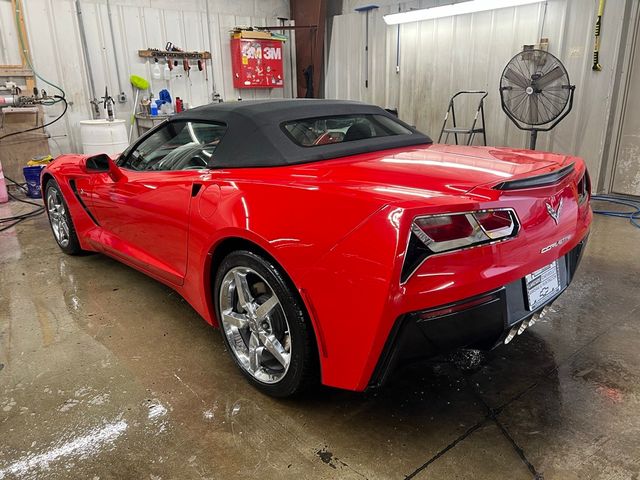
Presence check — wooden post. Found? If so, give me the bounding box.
[12,0,31,68]
[1,0,36,92]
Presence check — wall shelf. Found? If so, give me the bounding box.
[138,49,211,60]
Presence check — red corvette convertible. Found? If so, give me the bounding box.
[42,100,591,396]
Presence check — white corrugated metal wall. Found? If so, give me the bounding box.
[0,1,22,64]
[326,0,631,191]
[0,0,293,154]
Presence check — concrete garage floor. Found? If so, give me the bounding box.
[1,201,639,480]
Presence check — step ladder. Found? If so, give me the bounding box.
[437,90,488,146]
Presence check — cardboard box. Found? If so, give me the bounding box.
[0,107,51,182]
[232,30,273,40]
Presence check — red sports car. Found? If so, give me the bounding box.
[42,100,591,397]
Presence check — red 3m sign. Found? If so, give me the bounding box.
[231,38,285,89]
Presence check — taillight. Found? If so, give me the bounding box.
[577,170,591,205]
[402,209,520,282]
[411,209,519,254]
[414,215,474,242]
[474,210,515,239]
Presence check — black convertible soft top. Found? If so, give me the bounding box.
[174,99,432,168]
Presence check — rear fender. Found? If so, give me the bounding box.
[298,205,405,390]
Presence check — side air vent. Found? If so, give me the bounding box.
[494,163,574,190]
[69,179,100,226]
[401,233,431,283]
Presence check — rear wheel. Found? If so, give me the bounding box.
[214,250,317,397]
[45,180,82,255]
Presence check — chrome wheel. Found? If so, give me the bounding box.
[47,187,70,248]
[219,266,292,384]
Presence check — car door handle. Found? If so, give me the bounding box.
[191,183,203,197]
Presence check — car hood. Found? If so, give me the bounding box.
[290,144,573,199]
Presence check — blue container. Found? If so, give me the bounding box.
[23,165,45,198]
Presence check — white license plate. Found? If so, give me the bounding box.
[525,260,561,311]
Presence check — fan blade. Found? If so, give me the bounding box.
[535,66,565,89]
[504,67,529,89]
[529,94,539,125]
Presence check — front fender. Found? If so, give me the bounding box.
[41,155,101,252]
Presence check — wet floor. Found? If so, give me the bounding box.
[1,200,640,479]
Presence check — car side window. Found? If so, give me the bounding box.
[121,121,227,171]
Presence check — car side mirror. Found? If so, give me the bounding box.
[85,153,111,172]
[85,153,126,181]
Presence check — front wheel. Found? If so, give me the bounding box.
[45,180,82,255]
[214,250,317,397]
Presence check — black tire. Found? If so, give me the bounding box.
[214,250,318,397]
[44,179,82,255]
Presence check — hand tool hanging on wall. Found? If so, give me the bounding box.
[129,75,149,141]
[354,4,379,88]
[277,17,295,99]
[164,42,184,74]
[102,86,115,121]
[74,0,100,118]
[394,6,401,73]
[303,65,314,98]
[106,0,126,103]
[592,0,605,71]
[198,59,208,81]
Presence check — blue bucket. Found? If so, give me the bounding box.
[23,165,45,198]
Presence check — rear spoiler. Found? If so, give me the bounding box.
[493,163,574,190]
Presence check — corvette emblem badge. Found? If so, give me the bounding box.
[545,198,563,225]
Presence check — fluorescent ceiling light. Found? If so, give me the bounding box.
[383,0,546,25]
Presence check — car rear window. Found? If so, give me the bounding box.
[281,114,413,148]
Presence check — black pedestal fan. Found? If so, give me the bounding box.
[499,49,576,150]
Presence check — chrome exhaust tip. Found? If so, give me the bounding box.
[539,306,551,318]
[507,311,544,345]
[517,320,529,335]
[504,326,518,344]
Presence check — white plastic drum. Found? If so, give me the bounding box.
[80,119,129,156]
